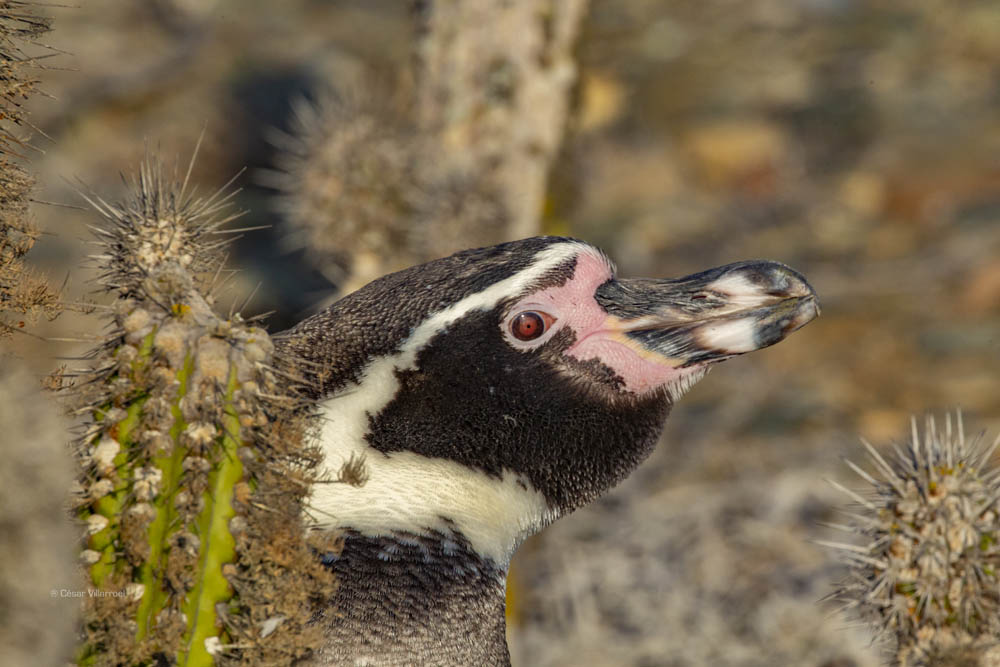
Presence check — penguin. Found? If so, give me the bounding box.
[274,236,819,666]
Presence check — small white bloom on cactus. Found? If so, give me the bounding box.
[204,636,223,656]
[126,583,145,601]
[133,467,162,501]
[182,421,217,450]
[90,436,120,476]
[86,514,109,535]
[89,479,114,499]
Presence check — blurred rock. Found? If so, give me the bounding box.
[577,71,628,133]
[960,259,1000,315]
[510,471,882,667]
[681,119,790,193]
[0,363,77,667]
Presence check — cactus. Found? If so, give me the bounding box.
[0,1,61,339]
[827,413,1000,666]
[266,84,508,293]
[73,155,336,666]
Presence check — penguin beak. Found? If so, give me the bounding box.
[594,260,820,367]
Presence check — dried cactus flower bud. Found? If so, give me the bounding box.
[828,413,1000,667]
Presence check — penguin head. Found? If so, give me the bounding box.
[279,237,819,564]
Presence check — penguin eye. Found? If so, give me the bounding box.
[510,311,554,341]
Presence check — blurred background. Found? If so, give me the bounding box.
[14,0,1000,665]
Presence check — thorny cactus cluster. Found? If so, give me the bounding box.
[72,157,337,666]
[267,86,507,291]
[829,414,1000,667]
[0,2,60,338]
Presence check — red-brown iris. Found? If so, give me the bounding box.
[510,311,553,341]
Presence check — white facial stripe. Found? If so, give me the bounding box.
[310,241,584,564]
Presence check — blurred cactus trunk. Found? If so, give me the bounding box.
[413,0,588,240]
[270,0,588,293]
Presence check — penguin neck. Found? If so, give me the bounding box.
[316,529,512,666]
[311,394,559,565]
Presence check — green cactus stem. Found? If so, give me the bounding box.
[134,350,192,642]
[180,370,243,666]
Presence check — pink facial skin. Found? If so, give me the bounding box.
[503,248,701,395]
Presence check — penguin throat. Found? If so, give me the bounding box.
[309,409,558,566]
